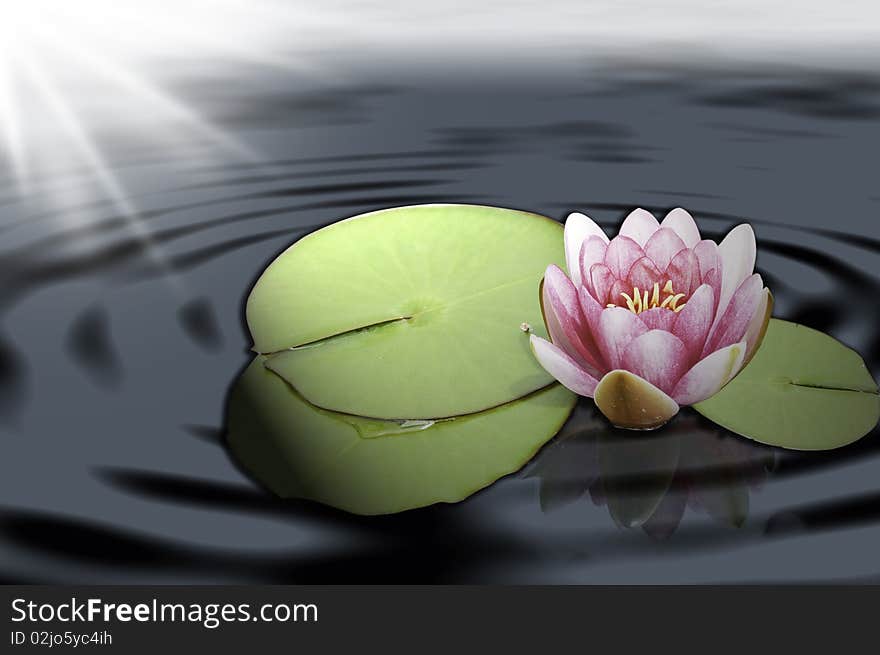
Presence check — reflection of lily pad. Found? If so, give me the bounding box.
[227,358,576,515]
[694,319,880,450]
[524,404,603,512]
[599,431,681,528]
[246,204,564,419]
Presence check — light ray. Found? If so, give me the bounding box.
[16,47,179,284]
[28,20,261,163]
[0,30,29,190]
[0,0,320,221]
[0,0,332,287]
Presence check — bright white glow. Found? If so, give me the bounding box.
[2,0,879,212]
[0,44,27,190]
[0,1,310,190]
[0,0,321,282]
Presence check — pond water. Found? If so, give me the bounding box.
[2,63,879,583]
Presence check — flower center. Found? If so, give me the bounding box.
[607,280,687,314]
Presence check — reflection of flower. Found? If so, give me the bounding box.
[530,209,772,429]
[597,418,772,539]
[527,406,774,539]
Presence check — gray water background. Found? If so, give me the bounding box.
[1,62,880,583]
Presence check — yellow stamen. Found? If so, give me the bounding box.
[617,281,689,315]
[632,287,642,313]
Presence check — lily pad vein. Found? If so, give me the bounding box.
[267,273,542,354]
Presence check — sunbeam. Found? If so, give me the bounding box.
[0,21,28,191]
[0,1,306,191]
[28,20,260,163]
[0,0,319,287]
[14,48,180,285]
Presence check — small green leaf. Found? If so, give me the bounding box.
[227,358,576,515]
[694,319,880,450]
[246,204,565,419]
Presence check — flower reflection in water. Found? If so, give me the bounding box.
[526,402,776,539]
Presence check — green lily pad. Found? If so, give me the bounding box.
[246,204,564,419]
[694,319,880,450]
[227,358,576,515]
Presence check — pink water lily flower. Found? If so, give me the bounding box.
[530,208,773,429]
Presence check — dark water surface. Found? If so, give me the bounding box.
[2,65,880,583]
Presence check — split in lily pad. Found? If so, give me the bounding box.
[227,358,576,515]
[246,204,566,419]
[694,319,880,450]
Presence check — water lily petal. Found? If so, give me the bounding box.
[577,285,605,333]
[577,285,611,373]
[716,223,756,320]
[542,287,579,361]
[626,256,663,290]
[604,235,644,279]
[589,263,615,305]
[672,341,746,405]
[639,307,677,332]
[703,267,722,310]
[619,208,660,247]
[704,273,763,356]
[543,265,581,320]
[594,369,680,429]
[530,335,600,397]
[607,279,631,309]
[694,239,720,279]
[672,283,715,361]
[644,227,687,272]
[661,208,701,248]
[565,212,608,286]
[578,235,609,290]
[622,329,689,394]
[543,266,604,376]
[664,248,701,297]
[597,307,648,369]
[742,287,773,367]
